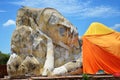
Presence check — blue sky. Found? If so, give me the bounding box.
[0,0,120,53]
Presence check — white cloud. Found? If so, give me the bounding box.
[3,19,16,27]
[0,10,6,12]
[80,6,120,18]
[111,24,120,30]
[11,0,120,18]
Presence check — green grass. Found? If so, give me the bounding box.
[82,74,89,80]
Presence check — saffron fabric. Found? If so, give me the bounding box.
[82,22,120,74]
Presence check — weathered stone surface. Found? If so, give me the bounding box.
[7,7,82,77]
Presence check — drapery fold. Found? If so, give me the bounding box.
[82,22,120,74]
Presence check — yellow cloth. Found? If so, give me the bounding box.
[84,22,114,35]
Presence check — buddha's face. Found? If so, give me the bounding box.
[16,7,80,50]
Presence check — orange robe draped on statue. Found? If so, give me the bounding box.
[82,22,120,74]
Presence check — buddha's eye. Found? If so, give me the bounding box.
[59,26,67,36]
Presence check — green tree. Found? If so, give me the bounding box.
[0,51,10,65]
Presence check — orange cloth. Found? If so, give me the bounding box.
[82,32,120,74]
